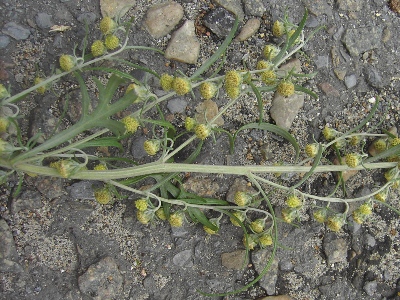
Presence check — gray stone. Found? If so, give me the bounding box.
[143,1,184,39]
[66,180,95,199]
[270,93,305,130]
[344,74,357,89]
[243,0,266,17]
[167,98,187,113]
[36,13,53,29]
[305,14,320,28]
[213,0,245,21]
[364,66,388,89]
[0,34,10,48]
[337,0,363,11]
[363,280,377,296]
[203,7,236,38]
[11,190,43,214]
[0,219,19,262]
[131,135,148,159]
[2,22,31,40]
[342,26,383,56]
[302,0,333,17]
[34,177,65,200]
[77,12,97,24]
[100,0,136,18]
[365,234,376,247]
[319,279,358,299]
[78,257,123,300]
[235,18,260,42]
[323,233,347,265]
[252,249,279,295]
[221,250,247,270]
[279,259,294,271]
[314,55,329,69]
[164,20,200,64]
[172,249,193,267]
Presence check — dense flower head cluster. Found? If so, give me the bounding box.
[91,40,106,57]
[121,116,139,134]
[59,54,75,71]
[143,140,160,156]
[276,80,295,97]
[94,187,112,205]
[194,124,211,140]
[172,77,191,95]
[99,16,117,35]
[224,70,242,99]
[104,34,120,50]
[199,82,217,100]
[160,73,174,91]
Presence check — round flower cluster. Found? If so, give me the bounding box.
[224,70,242,99]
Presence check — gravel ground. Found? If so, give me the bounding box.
[1,0,400,299]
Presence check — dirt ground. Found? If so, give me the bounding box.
[1,0,400,299]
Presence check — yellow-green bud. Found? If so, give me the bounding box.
[285,195,302,208]
[94,187,112,205]
[172,77,191,95]
[91,40,106,57]
[0,84,9,99]
[272,20,285,37]
[199,82,217,100]
[313,208,328,223]
[59,54,75,71]
[374,190,387,202]
[225,70,242,89]
[281,207,297,223]
[160,73,174,91]
[256,60,272,70]
[358,203,373,215]
[137,210,153,225]
[99,16,117,35]
[373,139,387,152]
[0,117,9,133]
[261,70,277,85]
[194,124,211,140]
[50,159,81,178]
[349,135,360,146]
[345,153,361,168]
[143,140,160,156]
[104,34,119,50]
[326,214,346,232]
[135,199,148,212]
[250,219,265,233]
[203,218,219,235]
[352,210,365,224]
[168,211,185,227]
[263,45,280,60]
[230,210,246,227]
[277,80,295,97]
[258,232,273,247]
[322,126,338,141]
[0,138,14,156]
[184,117,196,132]
[34,77,46,94]
[155,208,167,220]
[121,116,139,134]
[225,86,240,99]
[93,164,107,171]
[243,234,258,250]
[234,191,252,206]
[305,143,318,158]
[390,137,400,147]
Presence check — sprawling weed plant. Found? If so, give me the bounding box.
[1,10,399,296]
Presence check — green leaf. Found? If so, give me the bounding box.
[94,74,126,109]
[74,71,91,117]
[247,80,264,123]
[233,122,300,160]
[190,17,239,80]
[75,137,123,151]
[291,143,323,189]
[294,84,318,99]
[186,207,218,231]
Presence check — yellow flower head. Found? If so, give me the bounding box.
[0,117,9,133]
[263,44,280,60]
[143,140,160,156]
[34,77,46,94]
[59,54,75,71]
[322,126,339,141]
[250,219,265,233]
[258,232,273,247]
[168,211,185,227]
[229,210,246,227]
[345,153,361,168]
[281,207,297,223]
[358,203,373,215]
[277,80,295,97]
[104,34,119,50]
[272,20,285,37]
[121,116,139,134]
[99,16,117,35]
[305,143,319,158]
[243,234,258,250]
[94,187,112,205]
[194,124,211,140]
[0,84,9,99]
[313,208,328,223]
[199,82,217,100]
[352,210,366,224]
[225,70,242,89]
[256,60,272,70]
[203,219,219,235]
[225,86,240,99]
[160,73,174,91]
[91,40,106,57]
[50,159,81,178]
[261,70,277,85]
[234,191,252,206]
[390,137,400,147]
[137,210,154,225]
[155,208,167,220]
[285,195,302,208]
[184,117,196,132]
[93,164,107,171]
[172,77,191,95]
[326,214,346,232]
[373,139,387,153]
[135,199,148,211]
